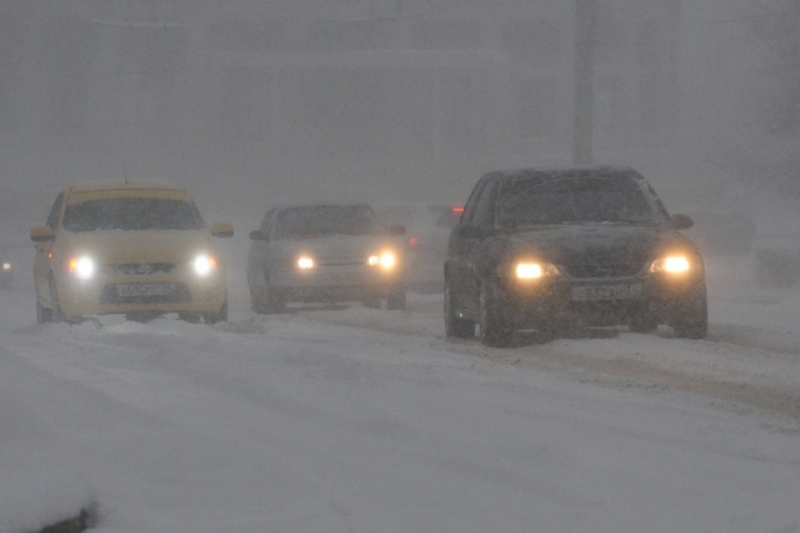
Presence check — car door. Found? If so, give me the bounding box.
[247,208,276,291]
[448,178,499,318]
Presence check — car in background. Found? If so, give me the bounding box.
[682,208,755,256]
[247,203,407,312]
[444,166,708,347]
[374,203,462,293]
[1,245,13,290]
[30,182,233,324]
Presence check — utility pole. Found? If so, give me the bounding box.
[573,0,596,165]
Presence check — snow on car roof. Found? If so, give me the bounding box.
[64,181,193,203]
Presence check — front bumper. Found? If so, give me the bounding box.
[499,273,705,330]
[54,269,227,318]
[271,264,406,303]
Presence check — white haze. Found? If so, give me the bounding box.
[1,0,796,224]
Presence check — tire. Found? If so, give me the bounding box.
[386,289,407,310]
[178,312,202,324]
[36,298,53,324]
[48,274,67,323]
[251,273,285,314]
[630,317,658,334]
[443,278,474,339]
[478,280,513,348]
[630,306,658,334]
[671,284,708,339]
[204,296,228,324]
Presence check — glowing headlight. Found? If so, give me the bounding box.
[68,256,96,280]
[649,255,691,274]
[368,251,397,270]
[2,262,10,271]
[515,261,560,280]
[192,254,218,276]
[297,256,315,270]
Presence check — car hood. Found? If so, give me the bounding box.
[504,224,697,266]
[58,229,220,265]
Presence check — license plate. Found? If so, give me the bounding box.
[116,283,176,297]
[570,283,642,301]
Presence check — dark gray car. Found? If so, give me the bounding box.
[444,166,708,347]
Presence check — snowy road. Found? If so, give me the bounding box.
[1,253,800,532]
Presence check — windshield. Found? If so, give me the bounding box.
[498,174,657,226]
[63,198,204,232]
[276,205,379,239]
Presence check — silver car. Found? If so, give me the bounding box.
[247,203,407,312]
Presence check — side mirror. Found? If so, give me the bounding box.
[671,214,694,230]
[30,225,54,243]
[388,224,406,236]
[210,221,234,238]
[249,230,267,241]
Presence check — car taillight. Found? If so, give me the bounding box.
[408,236,419,247]
[453,206,464,214]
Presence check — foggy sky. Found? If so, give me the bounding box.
[1,0,797,224]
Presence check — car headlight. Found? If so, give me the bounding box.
[192,254,218,277]
[368,251,397,270]
[649,255,693,274]
[68,256,96,280]
[2,262,10,271]
[508,260,560,280]
[297,255,315,270]
[516,261,560,279]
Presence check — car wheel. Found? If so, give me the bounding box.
[48,274,67,323]
[630,306,658,334]
[671,284,708,339]
[386,289,406,310]
[204,296,228,324]
[36,298,53,324]
[178,312,202,324]
[443,278,474,339]
[478,280,513,348]
[252,273,285,314]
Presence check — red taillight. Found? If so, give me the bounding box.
[408,236,419,247]
[453,206,464,214]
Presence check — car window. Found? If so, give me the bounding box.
[259,209,276,235]
[460,180,487,227]
[275,205,379,239]
[471,180,499,227]
[498,174,657,226]
[46,192,64,230]
[62,198,204,232]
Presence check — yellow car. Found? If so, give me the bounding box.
[30,182,233,324]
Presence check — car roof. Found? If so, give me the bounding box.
[271,201,375,212]
[484,165,646,181]
[63,181,192,203]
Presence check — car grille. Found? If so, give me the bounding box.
[100,283,192,304]
[112,263,177,275]
[562,261,645,278]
